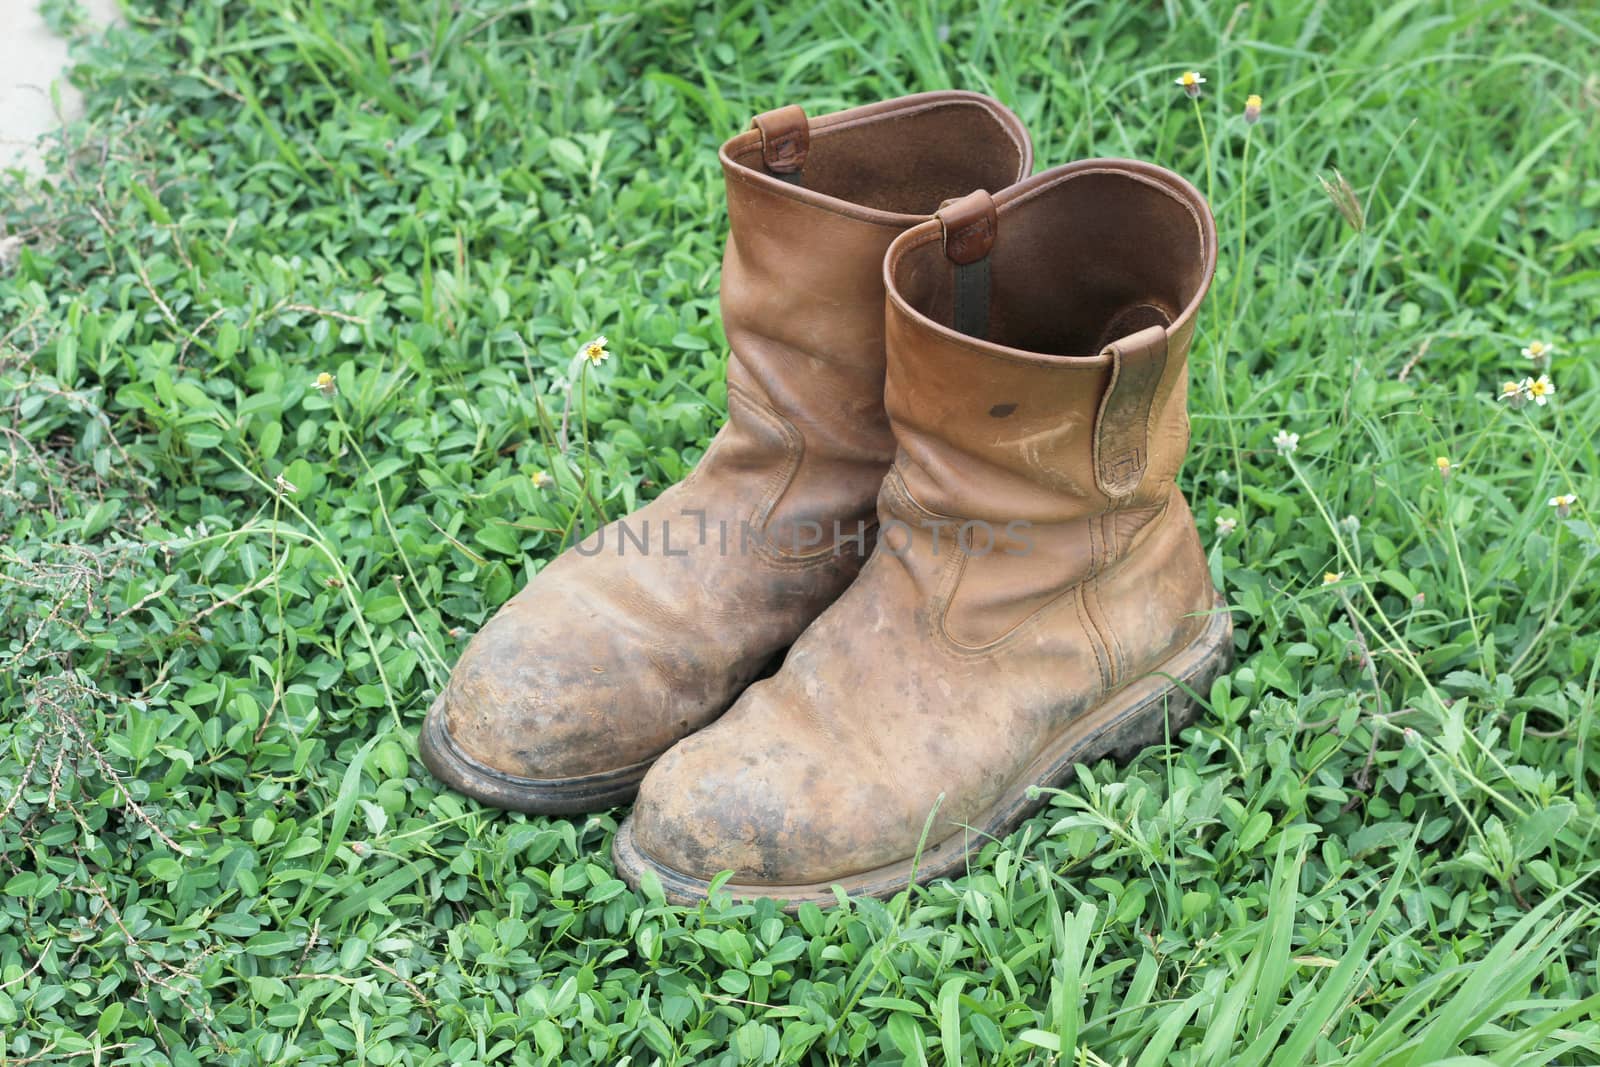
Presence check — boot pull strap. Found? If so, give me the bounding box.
[937,190,997,340]
[1094,324,1170,500]
[751,105,809,184]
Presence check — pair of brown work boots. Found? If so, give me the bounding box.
[419,91,1232,906]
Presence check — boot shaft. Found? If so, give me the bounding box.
[709,94,1033,545]
[882,160,1217,524]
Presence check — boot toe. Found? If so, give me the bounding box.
[423,571,728,816]
[437,607,681,781]
[629,697,909,886]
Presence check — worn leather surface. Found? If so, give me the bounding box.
[631,160,1222,884]
[429,92,1033,789]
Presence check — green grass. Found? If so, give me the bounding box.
[3,0,1598,1063]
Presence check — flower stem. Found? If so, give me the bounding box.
[1208,116,1248,533]
[1224,126,1252,340]
[1192,96,1215,210]
[577,361,607,528]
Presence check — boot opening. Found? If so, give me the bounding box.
[727,96,1028,215]
[893,165,1213,356]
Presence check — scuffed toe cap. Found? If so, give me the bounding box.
[437,588,719,782]
[629,697,911,886]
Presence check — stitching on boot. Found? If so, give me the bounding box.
[1073,586,1113,693]
[1079,520,1118,690]
[880,469,972,650]
[1093,499,1185,695]
[731,383,874,570]
[914,477,1113,657]
[889,466,1157,667]
[1094,326,1167,500]
[726,381,801,521]
[1096,514,1129,684]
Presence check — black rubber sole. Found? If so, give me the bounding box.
[417,694,650,815]
[612,597,1234,907]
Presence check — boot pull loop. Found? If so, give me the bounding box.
[937,190,997,340]
[751,105,809,185]
[1093,324,1170,500]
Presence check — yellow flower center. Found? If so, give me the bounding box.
[1323,572,1342,585]
[1530,380,1550,396]
[1181,72,1198,85]
[1435,457,1449,469]
[1246,94,1263,108]
[1502,382,1519,394]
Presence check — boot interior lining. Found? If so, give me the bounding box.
[727,100,1026,216]
[893,170,1209,356]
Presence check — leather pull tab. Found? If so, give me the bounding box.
[1094,324,1170,500]
[937,191,997,339]
[937,190,997,264]
[751,105,809,181]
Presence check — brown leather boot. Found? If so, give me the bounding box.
[614,159,1232,903]
[420,93,1033,813]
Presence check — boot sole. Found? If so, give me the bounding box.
[418,694,651,815]
[611,595,1233,907]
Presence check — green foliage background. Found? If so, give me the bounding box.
[2,0,1598,1063]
